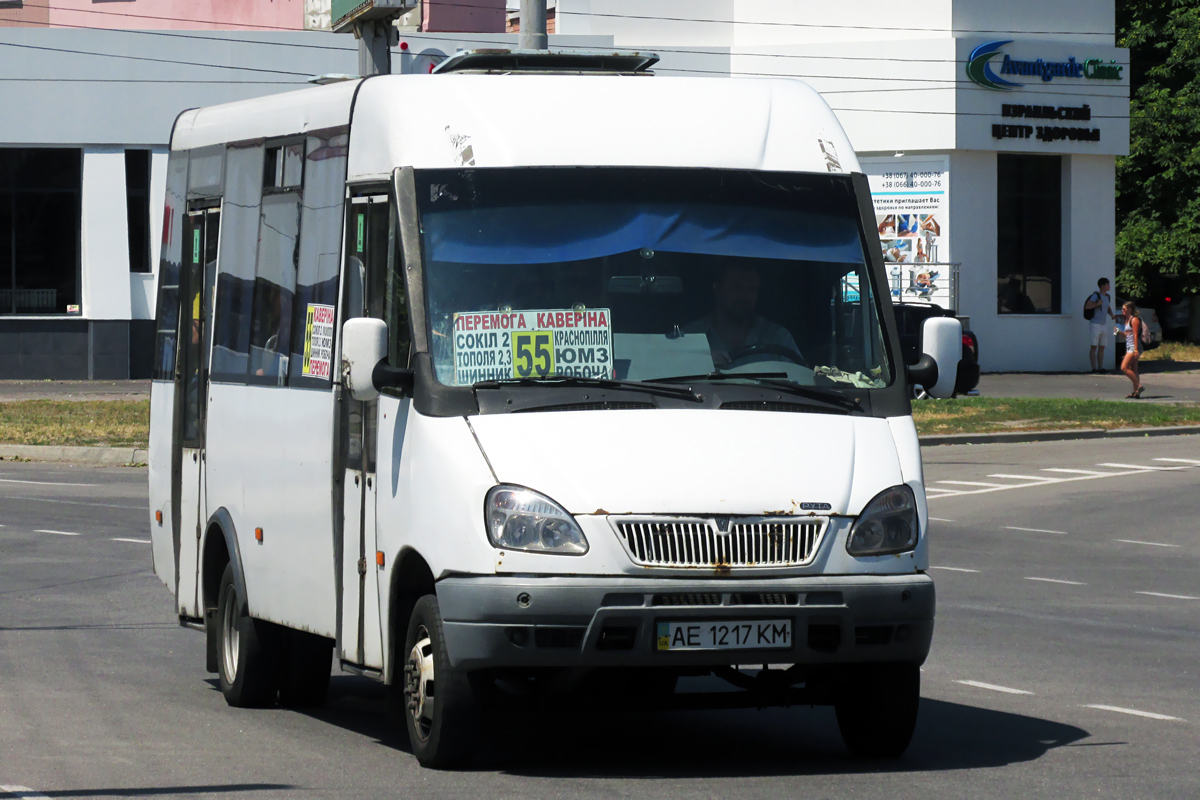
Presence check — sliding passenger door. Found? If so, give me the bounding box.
[338,192,390,668]
[175,205,219,618]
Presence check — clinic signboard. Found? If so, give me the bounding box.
[966,40,1124,91]
[861,157,951,308]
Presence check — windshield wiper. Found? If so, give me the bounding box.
[651,372,861,413]
[473,376,703,403]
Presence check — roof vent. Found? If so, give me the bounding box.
[432,48,659,76]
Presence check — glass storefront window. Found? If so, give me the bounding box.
[997,154,1062,315]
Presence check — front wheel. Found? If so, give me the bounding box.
[403,595,479,769]
[834,662,920,758]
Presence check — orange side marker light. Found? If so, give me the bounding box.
[376,551,385,567]
[155,510,162,525]
[255,527,263,542]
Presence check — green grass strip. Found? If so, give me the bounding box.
[0,400,150,448]
[913,396,1200,436]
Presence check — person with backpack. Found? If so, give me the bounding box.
[1119,300,1147,398]
[1084,277,1114,373]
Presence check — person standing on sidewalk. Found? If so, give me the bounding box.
[1119,301,1145,398]
[1085,278,1114,373]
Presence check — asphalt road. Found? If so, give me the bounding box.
[1,436,1198,798]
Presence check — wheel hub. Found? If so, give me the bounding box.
[404,626,435,740]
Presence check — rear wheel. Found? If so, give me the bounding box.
[403,595,479,769]
[216,563,279,707]
[834,662,920,758]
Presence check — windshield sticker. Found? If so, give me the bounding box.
[302,303,336,379]
[452,309,613,385]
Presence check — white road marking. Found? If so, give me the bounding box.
[1042,468,1117,476]
[928,517,955,522]
[988,474,1054,482]
[936,480,1006,488]
[1116,539,1180,548]
[1083,704,1183,722]
[1098,462,1183,471]
[34,529,80,537]
[1136,591,1200,601]
[1025,576,1086,585]
[955,680,1034,696]
[1153,457,1200,465]
[927,461,1195,500]
[1005,526,1069,535]
[111,537,150,544]
[0,478,97,487]
[929,566,980,573]
[0,786,53,800]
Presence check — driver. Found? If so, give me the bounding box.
[684,263,800,368]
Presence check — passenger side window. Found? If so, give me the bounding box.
[210,143,262,382]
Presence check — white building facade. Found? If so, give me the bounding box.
[559,0,1131,372]
[0,0,1126,376]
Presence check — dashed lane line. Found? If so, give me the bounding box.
[927,462,1196,500]
[1005,526,1068,535]
[929,566,980,573]
[1097,462,1188,472]
[1083,704,1183,722]
[111,537,150,544]
[935,480,1006,488]
[928,517,954,522]
[0,786,52,800]
[0,478,98,487]
[1025,577,1086,586]
[954,680,1034,696]
[1116,539,1180,548]
[1153,458,1200,465]
[1135,591,1200,601]
[33,529,80,537]
[987,474,1055,482]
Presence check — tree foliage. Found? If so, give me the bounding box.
[1115,1,1200,296]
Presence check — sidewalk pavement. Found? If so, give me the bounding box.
[0,380,151,402]
[980,362,1200,403]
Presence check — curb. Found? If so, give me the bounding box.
[920,424,1200,447]
[0,444,148,465]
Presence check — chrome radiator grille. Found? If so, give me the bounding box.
[613,517,827,569]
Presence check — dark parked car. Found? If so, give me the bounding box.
[891,302,980,396]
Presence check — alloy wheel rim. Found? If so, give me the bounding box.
[404,625,435,740]
[220,583,240,683]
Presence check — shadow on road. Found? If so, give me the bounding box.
[303,676,1088,777]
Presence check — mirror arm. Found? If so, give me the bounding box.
[906,354,938,389]
[372,359,415,396]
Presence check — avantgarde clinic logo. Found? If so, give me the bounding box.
[966,40,1124,91]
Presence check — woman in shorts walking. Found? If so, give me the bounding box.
[1119,301,1144,399]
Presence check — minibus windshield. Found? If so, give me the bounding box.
[416,168,892,392]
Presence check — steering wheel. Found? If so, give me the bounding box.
[725,343,809,368]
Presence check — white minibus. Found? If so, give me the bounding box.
[147,51,961,768]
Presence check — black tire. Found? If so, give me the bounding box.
[216,563,279,708]
[277,629,333,709]
[402,595,479,769]
[834,663,920,758]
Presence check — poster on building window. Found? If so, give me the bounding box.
[863,157,951,307]
[302,303,336,379]
[452,308,613,385]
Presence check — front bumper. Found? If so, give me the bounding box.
[437,573,934,670]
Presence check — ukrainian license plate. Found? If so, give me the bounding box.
[656,619,792,652]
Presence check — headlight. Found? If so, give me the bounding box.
[846,484,919,556]
[485,485,588,555]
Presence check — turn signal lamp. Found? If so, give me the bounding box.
[376,551,385,567]
[254,527,263,542]
[155,510,162,525]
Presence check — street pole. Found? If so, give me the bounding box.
[357,18,396,75]
[519,0,547,50]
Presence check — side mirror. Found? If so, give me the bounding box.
[342,318,386,401]
[908,316,961,399]
[341,318,416,401]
